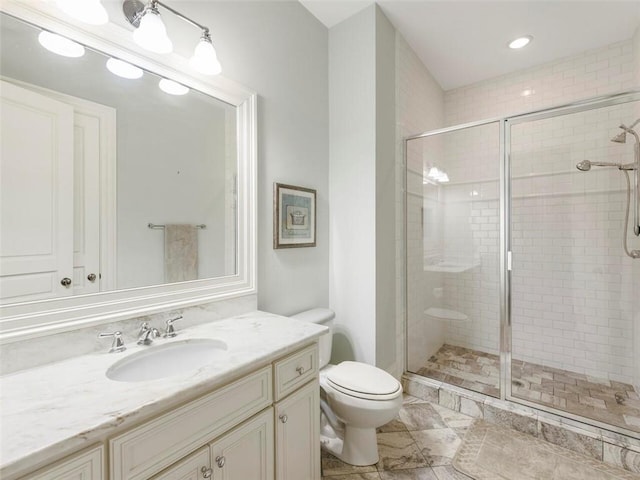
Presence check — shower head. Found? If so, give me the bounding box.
[612,119,640,143]
[576,160,592,171]
[575,160,624,171]
[611,131,627,143]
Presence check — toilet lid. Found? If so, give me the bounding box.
[326,361,401,400]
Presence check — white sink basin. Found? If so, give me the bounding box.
[106,338,228,382]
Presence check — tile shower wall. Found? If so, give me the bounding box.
[445,39,635,126]
[436,38,640,384]
[510,102,639,383]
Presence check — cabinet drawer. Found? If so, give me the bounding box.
[110,366,272,480]
[29,444,103,480]
[273,344,318,401]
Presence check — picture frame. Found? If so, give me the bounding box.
[273,183,316,248]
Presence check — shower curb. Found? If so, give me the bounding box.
[402,373,640,475]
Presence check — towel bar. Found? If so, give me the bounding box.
[148,223,206,229]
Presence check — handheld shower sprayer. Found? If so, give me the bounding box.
[575,160,625,171]
[575,119,640,258]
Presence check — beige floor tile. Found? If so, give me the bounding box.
[410,428,461,467]
[322,450,378,477]
[322,473,381,480]
[431,466,474,480]
[376,431,429,471]
[378,467,439,479]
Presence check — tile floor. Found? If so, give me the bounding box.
[321,394,474,480]
[414,344,640,434]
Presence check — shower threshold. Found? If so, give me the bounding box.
[414,344,640,434]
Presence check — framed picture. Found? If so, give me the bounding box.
[274,183,316,248]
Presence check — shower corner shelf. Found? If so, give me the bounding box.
[423,307,468,322]
[423,261,480,273]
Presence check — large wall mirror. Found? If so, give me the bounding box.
[0,2,256,341]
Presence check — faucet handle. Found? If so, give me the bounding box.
[164,315,183,338]
[98,331,126,353]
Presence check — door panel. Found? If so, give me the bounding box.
[275,381,320,480]
[72,113,101,294]
[210,408,274,480]
[0,80,73,302]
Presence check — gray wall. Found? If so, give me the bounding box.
[328,5,398,371]
[180,1,330,315]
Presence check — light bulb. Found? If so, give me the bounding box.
[133,8,172,54]
[159,78,189,96]
[189,36,222,75]
[106,58,143,79]
[56,0,108,25]
[508,36,532,49]
[38,31,85,58]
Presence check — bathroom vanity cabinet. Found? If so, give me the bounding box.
[27,445,103,480]
[22,344,320,480]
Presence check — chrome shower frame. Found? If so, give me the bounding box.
[404,90,640,439]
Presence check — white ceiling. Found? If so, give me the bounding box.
[300,1,640,90]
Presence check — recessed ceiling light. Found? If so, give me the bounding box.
[509,35,533,49]
[38,31,85,57]
[159,78,189,96]
[106,58,143,79]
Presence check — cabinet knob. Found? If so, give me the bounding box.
[201,466,213,478]
[215,456,226,468]
[60,277,72,287]
[296,366,305,376]
[87,273,97,282]
[279,414,288,423]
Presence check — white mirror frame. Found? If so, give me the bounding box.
[0,1,257,343]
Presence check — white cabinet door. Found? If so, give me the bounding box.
[210,408,274,480]
[152,446,210,480]
[29,445,103,480]
[0,80,74,302]
[275,380,320,480]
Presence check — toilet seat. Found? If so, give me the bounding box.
[326,361,401,401]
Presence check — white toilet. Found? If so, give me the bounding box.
[292,308,403,466]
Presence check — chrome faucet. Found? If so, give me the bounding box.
[98,331,126,353]
[137,322,160,345]
[163,315,183,338]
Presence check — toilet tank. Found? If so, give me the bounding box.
[290,308,334,368]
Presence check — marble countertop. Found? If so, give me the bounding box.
[0,311,327,478]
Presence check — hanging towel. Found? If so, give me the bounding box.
[164,224,198,283]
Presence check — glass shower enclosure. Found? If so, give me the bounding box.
[406,91,640,437]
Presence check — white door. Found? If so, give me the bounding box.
[210,408,274,480]
[0,80,74,302]
[275,381,320,480]
[72,112,101,294]
[151,446,210,480]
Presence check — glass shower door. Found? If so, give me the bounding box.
[406,121,502,397]
[508,99,640,434]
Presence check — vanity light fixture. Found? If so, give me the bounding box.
[190,32,222,76]
[158,78,189,95]
[106,58,144,79]
[509,35,533,49]
[56,0,108,26]
[131,2,172,54]
[123,0,222,75]
[38,31,85,58]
